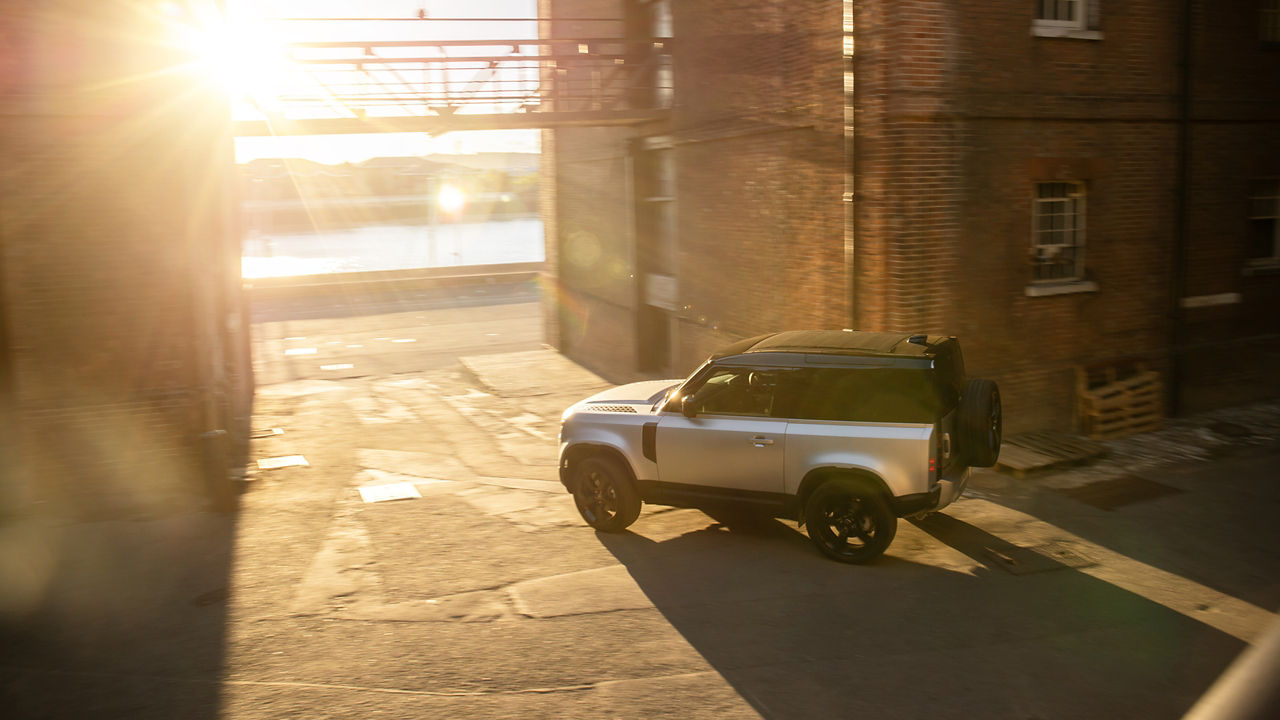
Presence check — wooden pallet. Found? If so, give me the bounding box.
[996,431,1108,478]
[1076,360,1163,440]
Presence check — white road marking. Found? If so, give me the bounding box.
[257,455,309,470]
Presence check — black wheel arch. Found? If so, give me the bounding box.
[560,443,639,491]
[794,467,892,524]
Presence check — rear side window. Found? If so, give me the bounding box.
[776,368,956,423]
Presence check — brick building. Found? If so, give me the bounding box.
[541,0,1280,432]
[0,2,252,515]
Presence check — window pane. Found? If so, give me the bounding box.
[693,369,775,416]
[1032,181,1085,281]
[1252,219,1277,259]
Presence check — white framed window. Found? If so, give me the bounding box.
[1036,0,1086,29]
[1249,178,1280,263]
[1031,181,1087,284]
[1033,0,1103,39]
[1263,0,1280,43]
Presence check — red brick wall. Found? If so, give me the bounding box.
[854,0,965,336]
[675,127,846,368]
[854,0,1279,430]
[670,0,846,373]
[540,0,643,376]
[543,0,1280,427]
[543,0,846,377]
[939,0,1183,430]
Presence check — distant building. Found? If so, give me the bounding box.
[0,4,251,514]
[540,0,1280,432]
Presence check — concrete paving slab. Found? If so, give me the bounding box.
[509,565,655,618]
[355,448,470,481]
[471,475,564,494]
[460,349,610,397]
[455,486,545,516]
[256,379,350,398]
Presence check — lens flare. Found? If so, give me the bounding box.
[437,184,467,217]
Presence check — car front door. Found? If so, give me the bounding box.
[654,365,786,494]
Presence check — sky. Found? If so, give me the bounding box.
[220,0,541,163]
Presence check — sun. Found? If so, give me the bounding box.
[164,1,295,106]
[437,184,468,217]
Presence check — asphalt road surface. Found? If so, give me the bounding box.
[250,278,544,385]
[5,280,1277,719]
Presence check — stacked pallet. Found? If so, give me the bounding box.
[1076,360,1163,440]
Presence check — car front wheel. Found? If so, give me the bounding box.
[804,480,897,564]
[571,455,641,532]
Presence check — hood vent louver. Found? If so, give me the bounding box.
[590,404,638,413]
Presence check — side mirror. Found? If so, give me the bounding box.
[680,396,697,418]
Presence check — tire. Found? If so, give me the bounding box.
[958,378,1002,467]
[571,455,641,532]
[803,480,897,564]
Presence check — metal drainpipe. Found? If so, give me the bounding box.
[1171,0,1193,416]
[0,219,18,512]
[844,0,858,330]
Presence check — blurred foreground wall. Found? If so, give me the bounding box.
[0,1,252,516]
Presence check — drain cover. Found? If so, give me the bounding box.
[1054,474,1183,510]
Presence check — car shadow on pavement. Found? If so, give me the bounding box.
[0,505,237,720]
[973,445,1280,613]
[597,507,1247,720]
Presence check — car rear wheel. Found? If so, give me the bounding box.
[804,480,897,564]
[958,378,1002,467]
[571,455,641,532]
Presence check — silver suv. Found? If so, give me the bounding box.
[557,330,1002,563]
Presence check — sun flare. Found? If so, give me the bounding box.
[166,1,295,106]
[437,184,467,216]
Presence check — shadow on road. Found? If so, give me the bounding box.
[598,507,1246,719]
[1,504,237,720]
[973,446,1280,613]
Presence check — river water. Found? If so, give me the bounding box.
[241,218,545,278]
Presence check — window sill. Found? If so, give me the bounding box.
[1025,280,1099,297]
[1031,25,1104,41]
[1243,259,1280,276]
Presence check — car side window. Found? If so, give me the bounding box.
[778,368,947,423]
[687,367,778,417]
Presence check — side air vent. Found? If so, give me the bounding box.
[591,404,638,413]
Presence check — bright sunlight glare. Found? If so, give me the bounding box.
[165,1,295,105]
[437,184,467,216]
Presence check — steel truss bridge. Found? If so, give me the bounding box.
[232,15,671,137]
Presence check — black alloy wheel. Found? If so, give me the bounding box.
[572,456,641,532]
[804,480,897,564]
